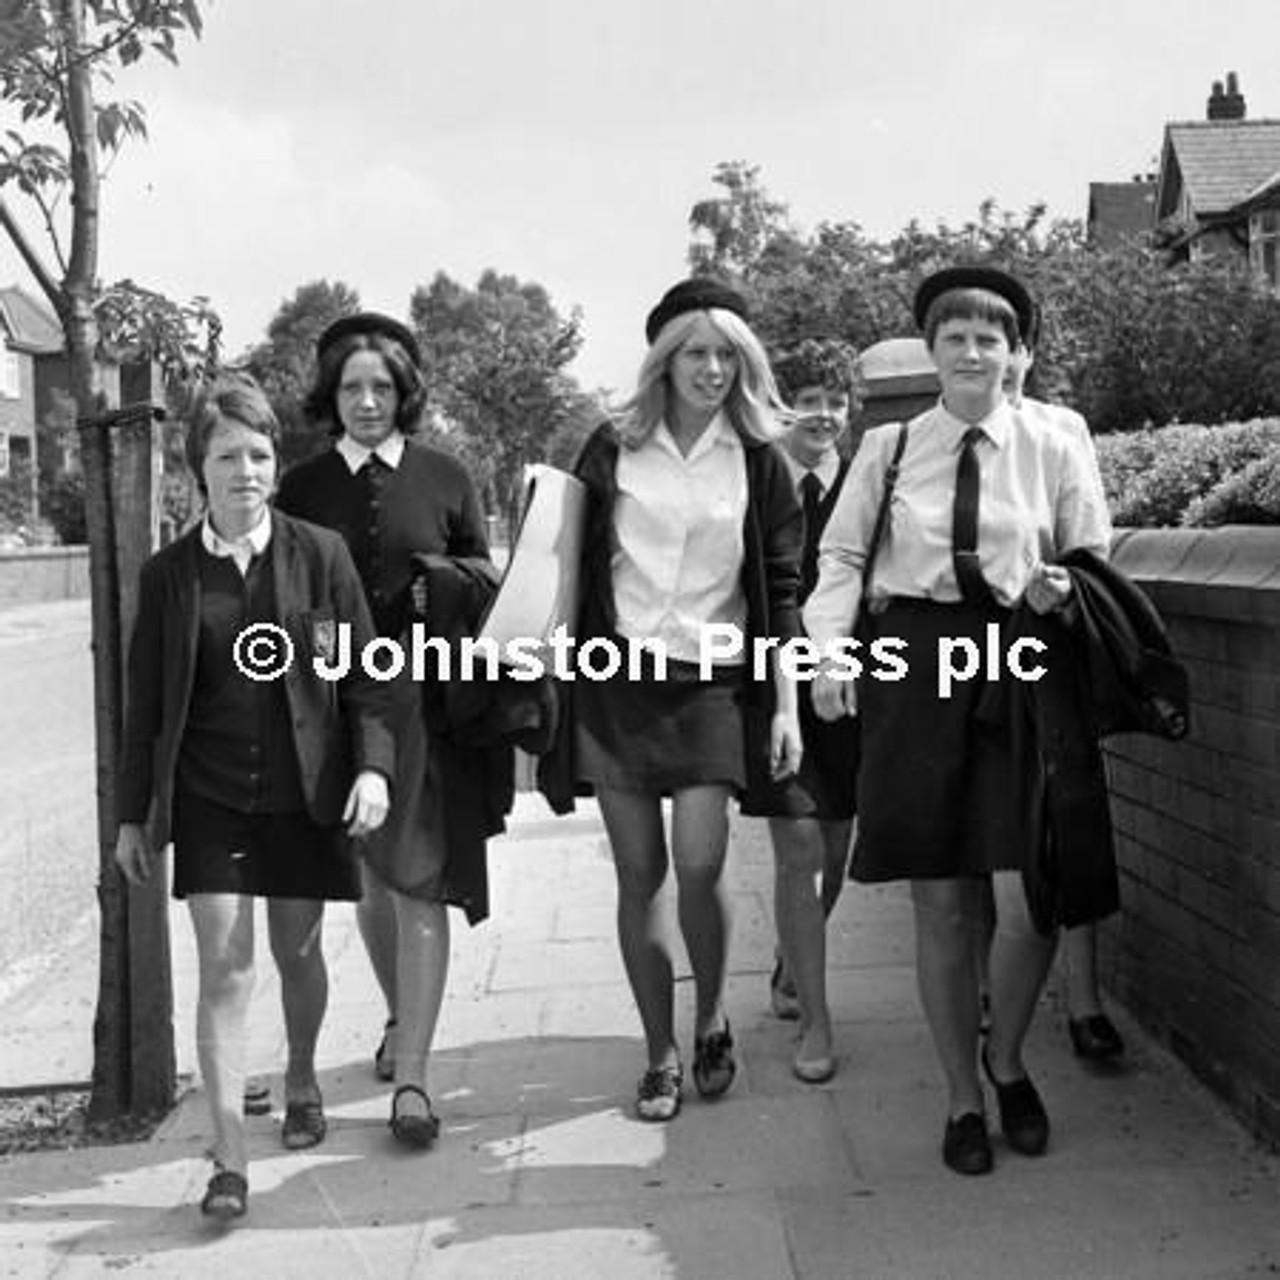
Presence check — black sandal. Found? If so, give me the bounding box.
[201,1168,248,1219]
[281,1096,327,1150]
[374,1018,397,1083]
[692,1021,736,1099]
[389,1084,439,1149]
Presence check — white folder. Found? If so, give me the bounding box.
[477,464,586,654]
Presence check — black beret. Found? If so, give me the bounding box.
[316,311,421,368]
[912,267,1035,345]
[645,277,750,345]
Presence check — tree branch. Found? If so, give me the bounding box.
[25,181,70,278]
[0,194,66,322]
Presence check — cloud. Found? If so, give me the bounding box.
[101,93,449,353]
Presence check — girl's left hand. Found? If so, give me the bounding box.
[770,711,803,780]
[344,769,391,836]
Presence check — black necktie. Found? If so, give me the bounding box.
[799,470,823,594]
[952,427,993,604]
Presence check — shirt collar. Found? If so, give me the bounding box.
[201,510,272,574]
[336,431,406,474]
[654,411,738,463]
[934,397,1012,450]
[783,448,841,496]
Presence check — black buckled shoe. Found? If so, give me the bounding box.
[982,1047,1049,1156]
[942,1112,993,1176]
[201,1167,248,1219]
[389,1084,440,1149]
[692,1022,736,1099]
[1068,1013,1125,1061]
[281,1096,326,1150]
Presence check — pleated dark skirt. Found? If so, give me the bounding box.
[172,790,360,901]
[851,597,1022,883]
[576,654,746,795]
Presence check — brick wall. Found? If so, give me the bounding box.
[1102,527,1280,1148]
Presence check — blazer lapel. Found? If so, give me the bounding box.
[270,511,302,625]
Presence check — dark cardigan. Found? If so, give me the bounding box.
[538,420,803,811]
[118,512,395,847]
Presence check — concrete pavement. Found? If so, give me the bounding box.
[1,791,1278,1278]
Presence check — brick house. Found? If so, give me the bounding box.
[1152,73,1280,291]
[1086,178,1157,250]
[0,284,63,516]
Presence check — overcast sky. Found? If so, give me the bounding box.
[3,0,1278,392]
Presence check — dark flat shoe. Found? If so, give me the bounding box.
[636,1064,683,1122]
[692,1022,736,1099]
[281,1097,326,1150]
[1069,1013,1125,1061]
[242,1079,271,1117]
[770,960,801,1021]
[943,1111,993,1175]
[389,1084,440,1149]
[374,1018,397,1083]
[201,1168,248,1219]
[982,1047,1049,1156]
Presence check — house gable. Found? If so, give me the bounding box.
[1157,119,1280,222]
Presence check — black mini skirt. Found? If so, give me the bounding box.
[172,790,361,901]
[575,651,746,795]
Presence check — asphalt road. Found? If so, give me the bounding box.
[0,601,98,992]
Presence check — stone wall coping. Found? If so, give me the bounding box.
[0,545,89,562]
[1111,526,1280,623]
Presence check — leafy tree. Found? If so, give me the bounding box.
[685,162,1280,432]
[688,160,795,283]
[244,278,361,464]
[411,269,585,538]
[0,0,207,1119]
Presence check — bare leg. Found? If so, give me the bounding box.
[357,862,398,1028]
[819,818,853,917]
[267,898,327,1104]
[910,878,984,1118]
[985,870,1058,1080]
[389,892,450,1110]
[597,786,677,1071]
[1063,923,1103,1019]
[769,815,833,1065]
[188,894,256,1175]
[670,785,733,1039]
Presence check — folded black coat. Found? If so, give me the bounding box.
[978,549,1190,934]
[408,553,531,922]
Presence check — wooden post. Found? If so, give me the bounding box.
[86,403,174,1119]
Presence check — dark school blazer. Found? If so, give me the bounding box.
[537,419,804,812]
[117,510,396,848]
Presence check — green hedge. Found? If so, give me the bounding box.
[1094,419,1280,527]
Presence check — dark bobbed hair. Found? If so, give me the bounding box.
[184,371,281,496]
[922,288,1020,350]
[770,338,864,405]
[304,330,427,438]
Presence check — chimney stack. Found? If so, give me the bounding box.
[1207,71,1246,121]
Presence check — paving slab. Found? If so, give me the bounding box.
[1,792,1277,1280]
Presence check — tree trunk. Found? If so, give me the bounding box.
[49,0,174,1119]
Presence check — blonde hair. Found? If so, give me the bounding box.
[616,308,786,448]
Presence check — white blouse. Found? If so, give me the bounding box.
[804,398,1112,646]
[612,414,749,664]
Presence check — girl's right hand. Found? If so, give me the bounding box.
[811,666,857,722]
